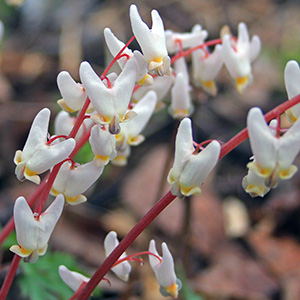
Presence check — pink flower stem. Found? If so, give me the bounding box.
[112,251,162,267]
[0,254,21,300]
[74,191,176,300]
[170,38,223,64]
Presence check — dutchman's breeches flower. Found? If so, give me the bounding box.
[129,4,171,76]
[168,118,221,198]
[50,161,104,205]
[149,240,181,299]
[104,231,131,281]
[57,71,89,113]
[14,108,76,185]
[79,59,138,134]
[59,265,89,292]
[10,194,64,263]
[222,22,261,93]
[284,60,300,122]
[246,107,300,191]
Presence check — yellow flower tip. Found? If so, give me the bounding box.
[247,161,272,178]
[50,187,59,197]
[245,184,265,198]
[38,245,48,256]
[112,155,127,166]
[66,194,87,205]
[235,75,250,93]
[180,185,202,197]
[163,283,179,299]
[172,109,189,119]
[279,165,298,180]
[137,74,153,86]
[94,154,110,167]
[200,80,217,96]
[128,134,145,146]
[24,168,40,185]
[57,99,76,113]
[10,245,32,257]
[14,150,23,165]
[285,109,297,124]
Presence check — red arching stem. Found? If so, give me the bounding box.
[69,282,86,300]
[171,38,223,64]
[74,191,176,300]
[101,35,135,79]
[46,135,68,145]
[112,251,162,267]
[0,255,21,299]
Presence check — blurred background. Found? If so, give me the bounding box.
[1,0,300,299]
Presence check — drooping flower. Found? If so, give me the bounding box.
[14,108,76,185]
[79,59,138,134]
[149,240,181,299]
[10,194,64,263]
[129,4,171,76]
[246,107,300,189]
[104,28,153,86]
[57,71,90,113]
[115,90,157,152]
[192,44,223,96]
[168,118,221,198]
[165,24,208,54]
[59,265,89,292]
[284,60,300,123]
[222,23,261,93]
[104,231,131,281]
[50,161,104,205]
[89,124,117,167]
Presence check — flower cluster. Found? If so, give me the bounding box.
[4,3,281,300]
[59,232,181,298]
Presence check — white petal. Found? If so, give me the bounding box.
[237,23,250,52]
[249,35,261,62]
[26,138,76,174]
[284,60,300,100]
[113,58,138,118]
[104,231,131,281]
[59,265,89,292]
[247,107,277,172]
[179,140,220,196]
[168,118,194,184]
[38,194,65,249]
[64,161,104,198]
[22,108,50,161]
[148,240,161,272]
[104,28,133,69]
[14,197,38,251]
[121,91,157,139]
[79,61,114,121]
[57,71,86,111]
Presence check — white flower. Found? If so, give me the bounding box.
[104,28,152,86]
[192,45,223,96]
[89,125,117,167]
[129,4,171,76]
[79,60,138,134]
[149,240,181,299]
[50,161,104,205]
[168,118,220,198]
[247,107,300,188]
[169,72,193,119]
[10,194,64,263]
[57,71,90,113]
[284,60,300,123]
[59,265,89,292]
[165,24,208,54]
[104,231,131,281]
[54,110,93,140]
[113,91,157,165]
[14,108,76,185]
[222,23,261,93]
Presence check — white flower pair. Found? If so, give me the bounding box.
[168,118,221,198]
[243,107,300,197]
